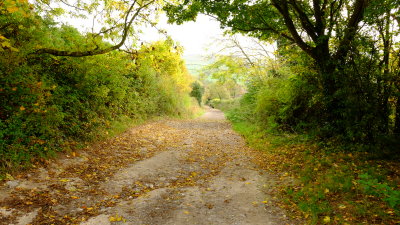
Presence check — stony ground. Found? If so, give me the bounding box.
[0,108,297,225]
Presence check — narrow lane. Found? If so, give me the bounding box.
[0,108,295,225]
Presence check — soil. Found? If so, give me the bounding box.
[0,108,298,225]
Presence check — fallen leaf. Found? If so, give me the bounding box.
[109,213,125,222]
[323,216,330,223]
[5,173,14,180]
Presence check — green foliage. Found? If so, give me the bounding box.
[209,98,239,112]
[0,10,193,173]
[359,173,400,209]
[166,0,400,149]
[190,81,204,106]
[200,56,246,100]
[228,119,400,223]
[203,82,231,102]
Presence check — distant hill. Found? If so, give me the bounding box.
[183,54,212,77]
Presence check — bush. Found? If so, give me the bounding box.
[190,81,204,106]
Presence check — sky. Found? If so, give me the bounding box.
[141,14,225,57]
[63,9,226,58]
[60,6,275,66]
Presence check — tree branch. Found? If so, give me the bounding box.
[334,0,369,61]
[254,11,296,42]
[59,0,84,11]
[231,36,255,66]
[272,0,315,58]
[313,0,325,36]
[34,0,155,57]
[289,0,319,42]
[327,0,343,38]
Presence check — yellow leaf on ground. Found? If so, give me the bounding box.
[323,216,330,223]
[5,173,14,180]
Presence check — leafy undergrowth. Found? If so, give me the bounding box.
[231,121,400,224]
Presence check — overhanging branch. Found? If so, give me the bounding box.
[34,0,155,57]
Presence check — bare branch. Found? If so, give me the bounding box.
[59,0,84,11]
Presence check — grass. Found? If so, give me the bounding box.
[228,120,400,224]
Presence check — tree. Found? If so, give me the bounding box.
[164,0,378,69]
[200,55,246,98]
[1,0,161,57]
[164,0,400,139]
[190,81,204,105]
[165,1,396,99]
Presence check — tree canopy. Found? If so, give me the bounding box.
[165,0,400,139]
[1,0,164,57]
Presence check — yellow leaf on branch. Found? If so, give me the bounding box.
[7,6,19,13]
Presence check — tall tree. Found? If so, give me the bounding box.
[164,0,400,133]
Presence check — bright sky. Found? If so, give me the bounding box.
[64,11,226,58]
[141,14,225,57]
[61,7,274,62]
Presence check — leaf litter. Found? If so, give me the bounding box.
[0,108,300,224]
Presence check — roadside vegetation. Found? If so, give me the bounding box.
[166,0,400,223]
[2,0,400,223]
[0,1,198,176]
[201,43,400,224]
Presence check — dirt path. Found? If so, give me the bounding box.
[0,108,296,225]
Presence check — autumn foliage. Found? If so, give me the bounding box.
[0,4,193,173]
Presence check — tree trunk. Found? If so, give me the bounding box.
[395,97,400,134]
[314,44,342,132]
